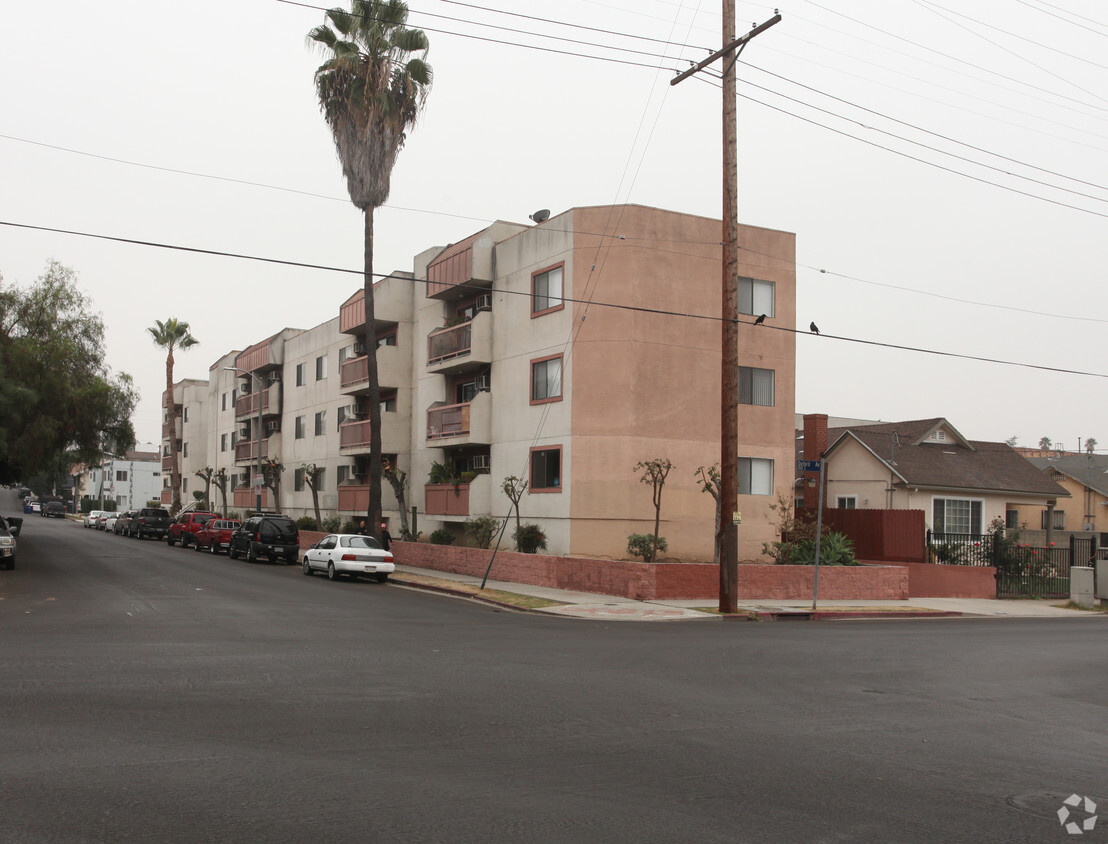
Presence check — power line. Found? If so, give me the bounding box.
[2,218,1104,380]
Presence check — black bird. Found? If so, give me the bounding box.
[810,321,820,334]
[753,313,766,325]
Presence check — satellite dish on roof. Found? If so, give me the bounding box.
[529,209,550,224]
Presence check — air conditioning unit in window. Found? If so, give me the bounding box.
[475,374,491,392]
[267,372,281,384]
[345,404,364,418]
[265,422,280,435]
[475,293,492,312]
[471,455,490,471]
[239,427,251,440]
[352,342,366,355]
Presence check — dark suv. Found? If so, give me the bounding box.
[228,514,300,564]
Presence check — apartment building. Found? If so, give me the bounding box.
[80,445,162,510]
[162,204,796,561]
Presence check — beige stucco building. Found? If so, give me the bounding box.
[161,204,796,561]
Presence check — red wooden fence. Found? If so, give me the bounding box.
[797,507,926,563]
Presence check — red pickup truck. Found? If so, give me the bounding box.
[192,519,242,555]
[166,512,217,548]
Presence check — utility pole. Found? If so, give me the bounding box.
[672,8,780,614]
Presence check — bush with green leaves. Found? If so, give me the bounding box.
[296,515,319,531]
[627,533,668,562]
[430,528,455,546]
[514,523,547,554]
[321,516,341,533]
[341,520,359,534]
[464,515,502,549]
[788,531,857,566]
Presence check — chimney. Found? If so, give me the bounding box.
[802,414,828,509]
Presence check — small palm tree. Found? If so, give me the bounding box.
[148,319,198,514]
[309,1,431,545]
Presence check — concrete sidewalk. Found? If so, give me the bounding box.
[393,565,1104,622]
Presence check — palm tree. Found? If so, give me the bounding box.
[309,0,431,545]
[147,319,198,514]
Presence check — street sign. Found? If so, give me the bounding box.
[796,459,822,473]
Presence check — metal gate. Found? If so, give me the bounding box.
[927,532,1095,599]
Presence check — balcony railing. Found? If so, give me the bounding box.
[427,402,470,440]
[233,487,270,509]
[425,483,470,517]
[160,489,172,505]
[340,419,372,450]
[161,455,175,471]
[234,439,269,463]
[338,484,369,512]
[341,355,369,389]
[428,322,472,364]
[235,386,274,418]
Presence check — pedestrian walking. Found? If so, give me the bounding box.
[379,523,392,551]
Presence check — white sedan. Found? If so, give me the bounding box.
[83,510,105,528]
[302,534,395,583]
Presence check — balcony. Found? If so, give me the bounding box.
[234,439,269,464]
[161,455,175,472]
[160,489,171,505]
[339,344,405,394]
[426,391,491,445]
[233,487,271,509]
[236,338,281,373]
[426,312,491,375]
[339,413,405,455]
[339,281,408,334]
[162,416,182,439]
[423,476,491,518]
[235,384,280,419]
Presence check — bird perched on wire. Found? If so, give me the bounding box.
[810,322,820,334]
[753,314,766,326]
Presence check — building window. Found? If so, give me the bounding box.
[295,416,306,439]
[116,470,128,482]
[836,496,857,509]
[296,363,306,387]
[231,431,237,447]
[314,411,326,436]
[182,478,188,493]
[378,327,398,347]
[381,389,397,413]
[531,355,562,404]
[337,465,350,486]
[456,380,478,405]
[293,468,304,492]
[1006,509,1019,529]
[530,446,562,492]
[532,264,564,315]
[316,355,327,381]
[738,277,775,318]
[933,498,983,535]
[183,407,189,423]
[315,469,325,492]
[221,433,228,452]
[738,457,774,495]
[183,442,189,458]
[738,366,774,407]
[337,405,347,431]
[221,392,227,412]
[1041,509,1065,530]
[116,495,125,505]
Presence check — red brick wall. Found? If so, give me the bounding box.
[802,413,828,508]
[391,542,908,601]
[887,562,995,599]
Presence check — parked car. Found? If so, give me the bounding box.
[94,511,112,530]
[302,533,394,582]
[227,514,300,564]
[42,501,66,518]
[25,501,40,514]
[130,507,171,540]
[112,510,137,535]
[166,511,217,548]
[84,510,104,528]
[0,514,21,570]
[192,519,241,555]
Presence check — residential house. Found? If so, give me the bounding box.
[800,414,1069,535]
[1015,453,1108,537]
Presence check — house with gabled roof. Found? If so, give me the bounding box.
[799,414,1069,536]
[1014,453,1108,535]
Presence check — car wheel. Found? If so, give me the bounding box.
[246,545,257,563]
[376,573,389,583]
[166,535,175,547]
[193,539,203,552]
[327,562,338,581]
[181,535,190,548]
[228,545,238,560]
[209,541,219,555]
[302,558,313,576]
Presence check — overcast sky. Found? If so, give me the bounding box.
[3,0,1107,451]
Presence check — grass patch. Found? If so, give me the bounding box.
[1054,600,1108,613]
[396,573,567,610]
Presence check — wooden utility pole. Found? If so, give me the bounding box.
[672,8,780,614]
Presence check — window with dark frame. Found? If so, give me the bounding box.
[296,363,306,387]
[530,447,561,490]
[314,411,326,436]
[531,356,562,403]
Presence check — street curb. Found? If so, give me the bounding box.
[390,576,541,614]
[755,609,965,621]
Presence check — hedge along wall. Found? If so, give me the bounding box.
[389,542,909,601]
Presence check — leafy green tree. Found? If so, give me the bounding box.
[0,261,136,482]
[309,0,432,547]
[1039,436,1052,451]
[147,318,198,514]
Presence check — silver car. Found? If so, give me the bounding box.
[302,534,395,582]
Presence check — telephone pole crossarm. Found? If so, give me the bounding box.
[670,14,781,86]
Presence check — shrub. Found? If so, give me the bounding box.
[465,515,502,549]
[514,523,547,554]
[321,517,341,533]
[401,527,422,541]
[430,528,455,546]
[341,520,359,535]
[788,531,857,566]
[626,533,668,562]
[428,461,453,485]
[296,516,319,531]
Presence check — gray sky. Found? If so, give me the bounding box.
[3,0,1106,450]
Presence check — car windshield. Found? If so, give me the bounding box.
[341,535,382,550]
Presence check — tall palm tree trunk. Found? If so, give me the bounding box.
[363,209,384,540]
[166,351,181,513]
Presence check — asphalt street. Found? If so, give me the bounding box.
[2,491,1107,843]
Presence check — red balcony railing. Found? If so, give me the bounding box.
[425,483,470,516]
[235,387,272,418]
[428,322,472,364]
[234,439,269,462]
[341,355,369,389]
[233,487,270,509]
[338,484,369,512]
[339,419,373,450]
[427,402,470,440]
